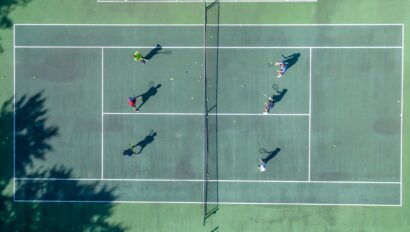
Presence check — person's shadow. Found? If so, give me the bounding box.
[144,44,171,61]
[136,84,162,111]
[281,53,300,70]
[272,89,288,103]
[261,147,281,164]
[124,130,157,156]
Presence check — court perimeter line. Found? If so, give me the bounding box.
[13,199,401,207]
[308,48,312,181]
[15,46,403,49]
[101,48,104,180]
[15,23,403,26]
[97,0,317,2]
[14,178,400,184]
[400,25,404,206]
[13,24,16,202]
[102,112,310,116]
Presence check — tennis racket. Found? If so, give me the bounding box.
[272,84,280,93]
[159,50,172,55]
[258,148,269,154]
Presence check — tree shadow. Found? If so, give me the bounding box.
[12,166,126,231]
[0,93,126,231]
[14,92,59,177]
[281,53,301,70]
[0,0,33,53]
[143,44,171,61]
[271,88,288,103]
[135,84,162,111]
[260,147,281,164]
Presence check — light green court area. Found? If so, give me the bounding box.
[103,48,204,113]
[311,49,402,182]
[15,48,102,178]
[14,24,402,206]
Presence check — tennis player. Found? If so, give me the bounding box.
[123,143,137,156]
[274,61,288,78]
[133,50,148,64]
[263,97,275,114]
[258,158,266,172]
[128,96,140,112]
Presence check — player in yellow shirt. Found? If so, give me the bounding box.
[133,50,148,64]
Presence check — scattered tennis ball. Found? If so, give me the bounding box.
[33,76,36,79]
[191,96,194,100]
[397,100,400,103]
[170,77,174,80]
[333,144,336,148]
[233,120,236,123]
[1,75,4,79]
[201,64,204,67]
[195,61,198,64]
[241,84,245,88]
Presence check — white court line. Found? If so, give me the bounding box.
[101,48,104,180]
[14,46,403,49]
[400,25,404,206]
[308,48,312,181]
[15,178,400,184]
[13,199,401,207]
[13,24,16,202]
[15,23,402,26]
[102,112,310,116]
[97,0,317,2]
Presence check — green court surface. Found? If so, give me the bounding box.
[14,24,402,206]
[1,0,410,231]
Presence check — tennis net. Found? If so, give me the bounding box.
[203,0,220,224]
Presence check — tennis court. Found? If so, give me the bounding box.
[13,23,402,207]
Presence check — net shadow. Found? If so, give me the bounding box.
[203,0,220,225]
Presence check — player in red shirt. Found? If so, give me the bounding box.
[128,96,140,112]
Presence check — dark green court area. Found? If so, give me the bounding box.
[14,25,402,205]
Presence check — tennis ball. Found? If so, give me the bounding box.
[33,76,36,79]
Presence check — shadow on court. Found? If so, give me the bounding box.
[124,130,157,156]
[0,0,34,53]
[281,53,301,70]
[272,88,288,103]
[135,83,162,111]
[0,92,125,231]
[260,147,281,164]
[144,44,172,61]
